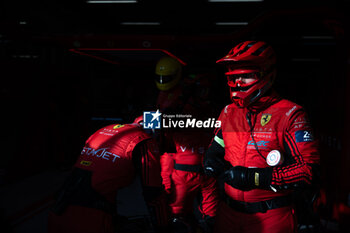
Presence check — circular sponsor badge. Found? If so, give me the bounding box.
[266,150,283,166]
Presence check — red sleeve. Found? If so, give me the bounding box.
[140,139,162,187]
[271,109,320,189]
[160,152,174,191]
[137,140,170,229]
[208,105,226,147]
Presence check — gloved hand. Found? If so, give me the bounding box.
[164,186,172,195]
[224,166,273,191]
[203,153,228,177]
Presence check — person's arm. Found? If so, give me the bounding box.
[160,152,174,194]
[204,108,272,190]
[203,129,228,177]
[270,109,320,191]
[223,109,320,191]
[133,139,169,229]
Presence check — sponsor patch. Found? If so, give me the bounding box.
[247,140,270,149]
[80,160,92,166]
[295,130,314,142]
[81,147,121,163]
[252,132,272,139]
[286,106,297,116]
[224,105,229,113]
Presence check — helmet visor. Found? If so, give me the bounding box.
[155,75,174,84]
[226,72,261,88]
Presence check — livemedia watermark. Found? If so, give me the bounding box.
[143,110,221,129]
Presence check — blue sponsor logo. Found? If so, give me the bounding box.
[295,130,314,142]
[143,110,161,129]
[81,147,120,163]
[248,140,270,147]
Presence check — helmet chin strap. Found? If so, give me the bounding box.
[231,98,244,108]
[249,89,262,104]
[230,80,273,108]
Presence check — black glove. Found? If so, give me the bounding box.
[224,166,273,191]
[203,136,228,177]
[203,153,228,177]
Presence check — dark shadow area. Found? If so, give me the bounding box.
[0,1,349,232]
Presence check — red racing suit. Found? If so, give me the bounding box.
[160,130,219,218]
[210,92,320,233]
[48,123,166,233]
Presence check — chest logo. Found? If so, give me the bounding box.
[80,160,92,166]
[113,124,124,129]
[261,114,272,127]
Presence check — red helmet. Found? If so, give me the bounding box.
[217,41,276,107]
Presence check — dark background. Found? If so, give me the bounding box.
[1,0,349,232]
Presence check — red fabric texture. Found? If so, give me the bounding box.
[218,92,320,202]
[211,90,320,232]
[161,131,219,217]
[48,123,162,233]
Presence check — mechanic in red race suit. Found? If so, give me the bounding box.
[161,129,219,233]
[203,41,320,233]
[155,56,217,116]
[48,117,167,233]
[155,56,220,233]
[155,55,190,114]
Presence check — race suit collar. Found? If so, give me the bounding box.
[247,89,282,113]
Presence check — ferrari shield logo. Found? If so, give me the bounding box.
[113,124,124,129]
[261,114,272,127]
